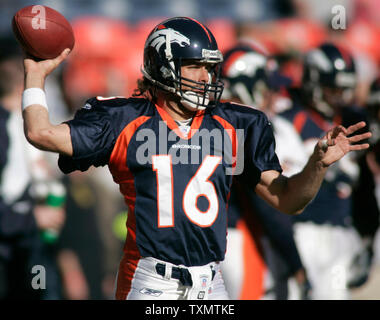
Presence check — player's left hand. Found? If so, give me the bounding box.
[316,121,371,167]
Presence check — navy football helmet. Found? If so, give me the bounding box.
[141,17,224,111]
[222,44,269,108]
[302,42,357,118]
[221,42,291,109]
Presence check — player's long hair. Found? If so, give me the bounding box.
[132,77,151,97]
[133,76,177,104]
[133,76,160,103]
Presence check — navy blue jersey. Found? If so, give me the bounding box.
[59,97,281,267]
[280,104,356,226]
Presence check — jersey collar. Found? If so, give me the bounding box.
[154,103,205,140]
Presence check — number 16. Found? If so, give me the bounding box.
[152,155,221,228]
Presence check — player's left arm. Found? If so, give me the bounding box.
[255,122,371,215]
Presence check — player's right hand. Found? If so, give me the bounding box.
[23,48,71,78]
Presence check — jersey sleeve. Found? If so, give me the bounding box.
[58,98,117,173]
[242,113,282,187]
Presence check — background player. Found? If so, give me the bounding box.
[220,42,311,299]
[349,76,380,289]
[280,42,368,299]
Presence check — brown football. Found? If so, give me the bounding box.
[12,5,74,60]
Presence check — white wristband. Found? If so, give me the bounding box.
[22,88,48,111]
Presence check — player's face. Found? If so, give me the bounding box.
[322,86,354,107]
[180,61,211,93]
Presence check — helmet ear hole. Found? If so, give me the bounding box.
[160,66,173,79]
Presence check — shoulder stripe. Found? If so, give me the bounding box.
[109,116,151,184]
[96,95,126,101]
[293,111,307,134]
[212,115,238,173]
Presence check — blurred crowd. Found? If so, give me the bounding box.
[0,0,380,299]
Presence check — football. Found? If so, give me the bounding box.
[12,5,74,60]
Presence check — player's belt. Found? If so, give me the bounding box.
[155,263,216,286]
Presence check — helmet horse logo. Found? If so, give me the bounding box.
[145,27,190,53]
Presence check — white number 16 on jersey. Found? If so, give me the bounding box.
[152,155,222,228]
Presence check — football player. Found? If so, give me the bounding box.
[220,42,311,300]
[348,77,380,289]
[21,17,370,300]
[280,42,369,299]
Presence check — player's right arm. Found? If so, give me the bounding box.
[23,49,73,156]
